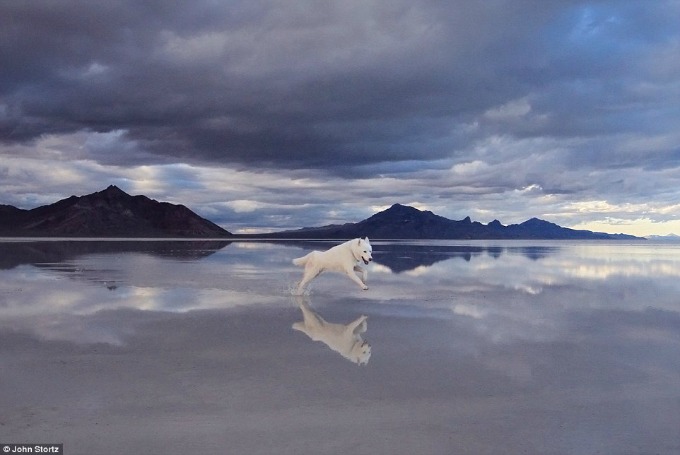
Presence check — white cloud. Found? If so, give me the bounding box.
[483,98,532,121]
[225,200,267,213]
[450,160,490,176]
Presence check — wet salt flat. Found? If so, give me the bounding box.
[1,239,679,455]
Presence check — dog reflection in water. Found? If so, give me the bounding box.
[292,297,371,365]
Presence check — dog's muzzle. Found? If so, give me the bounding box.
[363,257,371,265]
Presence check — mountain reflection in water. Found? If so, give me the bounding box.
[0,239,232,270]
[371,242,558,273]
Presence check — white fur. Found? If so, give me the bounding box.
[292,297,371,365]
[292,237,373,293]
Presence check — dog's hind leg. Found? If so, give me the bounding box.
[297,266,321,294]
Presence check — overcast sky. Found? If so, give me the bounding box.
[1,1,679,236]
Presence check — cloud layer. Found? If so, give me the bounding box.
[1,1,679,234]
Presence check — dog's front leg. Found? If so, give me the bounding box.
[346,268,368,290]
[354,264,368,284]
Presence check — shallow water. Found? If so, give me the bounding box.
[1,239,679,454]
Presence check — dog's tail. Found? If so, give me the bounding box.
[292,253,312,267]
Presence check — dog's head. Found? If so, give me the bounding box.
[351,340,372,365]
[354,237,373,265]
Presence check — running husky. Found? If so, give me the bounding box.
[292,237,373,293]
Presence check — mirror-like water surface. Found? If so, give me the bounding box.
[1,239,678,454]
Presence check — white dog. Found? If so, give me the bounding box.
[292,237,373,293]
[292,297,371,365]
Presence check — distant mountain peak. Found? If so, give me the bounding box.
[103,184,126,193]
[520,217,555,227]
[96,185,131,198]
[385,203,423,213]
[265,203,643,240]
[366,204,441,225]
[0,186,232,238]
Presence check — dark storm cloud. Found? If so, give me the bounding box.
[7,0,676,169]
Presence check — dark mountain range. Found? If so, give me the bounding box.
[1,189,641,240]
[262,203,642,240]
[0,185,232,238]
